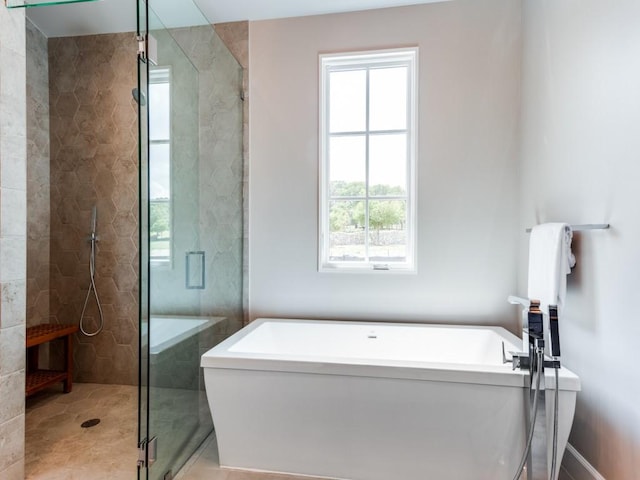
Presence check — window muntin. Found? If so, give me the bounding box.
[320,48,417,272]
[149,67,172,266]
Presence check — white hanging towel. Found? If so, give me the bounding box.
[527,222,576,311]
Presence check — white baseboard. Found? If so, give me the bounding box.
[562,443,606,480]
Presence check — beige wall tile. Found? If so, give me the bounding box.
[0,325,25,376]
[0,414,25,473]
[0,370,25,424]
[0,48,26,137]
[49,32,139,384]
[0,457,24,480]
[0,237,26,283]
[0,188,26,237]
[26,18,50,329]
[0,280,26,329]
[0,5,26,477]
[0,134,27,189]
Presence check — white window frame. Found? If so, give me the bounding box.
[319,47,418,273]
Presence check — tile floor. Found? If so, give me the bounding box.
[176,434,326,480]
[25,383,574,480]
[25,383,318,480]
[25,383,138,480]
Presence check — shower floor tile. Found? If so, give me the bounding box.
[25,383,138,480]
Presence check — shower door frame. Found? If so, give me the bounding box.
[136,0,152,477]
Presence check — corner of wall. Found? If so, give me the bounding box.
[0,4,27,479]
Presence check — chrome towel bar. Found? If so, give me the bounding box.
[526,224,610,233]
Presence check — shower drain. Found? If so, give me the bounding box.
[81,418,100,428]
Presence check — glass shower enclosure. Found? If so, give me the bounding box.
[137,1,244,478]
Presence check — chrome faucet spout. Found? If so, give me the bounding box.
[507,295,530,308]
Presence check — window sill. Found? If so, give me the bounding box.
[319,263,416,274]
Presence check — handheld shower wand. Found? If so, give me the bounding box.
[548,305,561,480]
[80,205,105,336]
[91,204,97,237]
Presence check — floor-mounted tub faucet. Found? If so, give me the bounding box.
[505,295,564,480]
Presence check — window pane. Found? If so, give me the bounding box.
[150,201,170,259]
[150,143,170,200]
[329,70,366,133]
[369,134,407,195]
[329,200,365,262]
[368,200,407,263]
[369,66,408,131]
[329,135,366,197]
[149,82,170,140]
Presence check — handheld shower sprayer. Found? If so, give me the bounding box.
[91,204,97,238]
[80,205,105,336]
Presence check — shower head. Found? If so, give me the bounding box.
[132,87,146,106]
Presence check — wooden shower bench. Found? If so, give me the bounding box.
[25,324,78,397]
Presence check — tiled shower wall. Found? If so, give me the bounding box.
[151,24,244,337]
[0,6,27,479]
[213,21,250,325]
[48,32,139,385]
[26,23,246,387]
[26,19,50,328]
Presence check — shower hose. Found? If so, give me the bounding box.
[511,348,561,480]
[79,232,104,336]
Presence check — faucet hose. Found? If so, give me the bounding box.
[512,347,544,480]
[549,365,560,480]
[79,235,104,337]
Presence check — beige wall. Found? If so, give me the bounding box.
[248,1,522,327]
[0,5,27,479]
[48,32,139,385]
[520,0,640,478]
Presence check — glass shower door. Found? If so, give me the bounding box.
[137,0,244,478]
[136,0,150,477]
[147,10,205,479]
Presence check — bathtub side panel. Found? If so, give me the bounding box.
[204,368,527,480]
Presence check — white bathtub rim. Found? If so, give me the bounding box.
[148,314,226,354]
[201,318,580,391]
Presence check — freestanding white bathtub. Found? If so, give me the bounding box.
[201,318,580,480]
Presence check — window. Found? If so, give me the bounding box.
[319,48,418,272]
[149,67,172,266]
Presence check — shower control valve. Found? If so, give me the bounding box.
[509,351,531,371]
[502,342,561,371]
[502,342,529,370]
